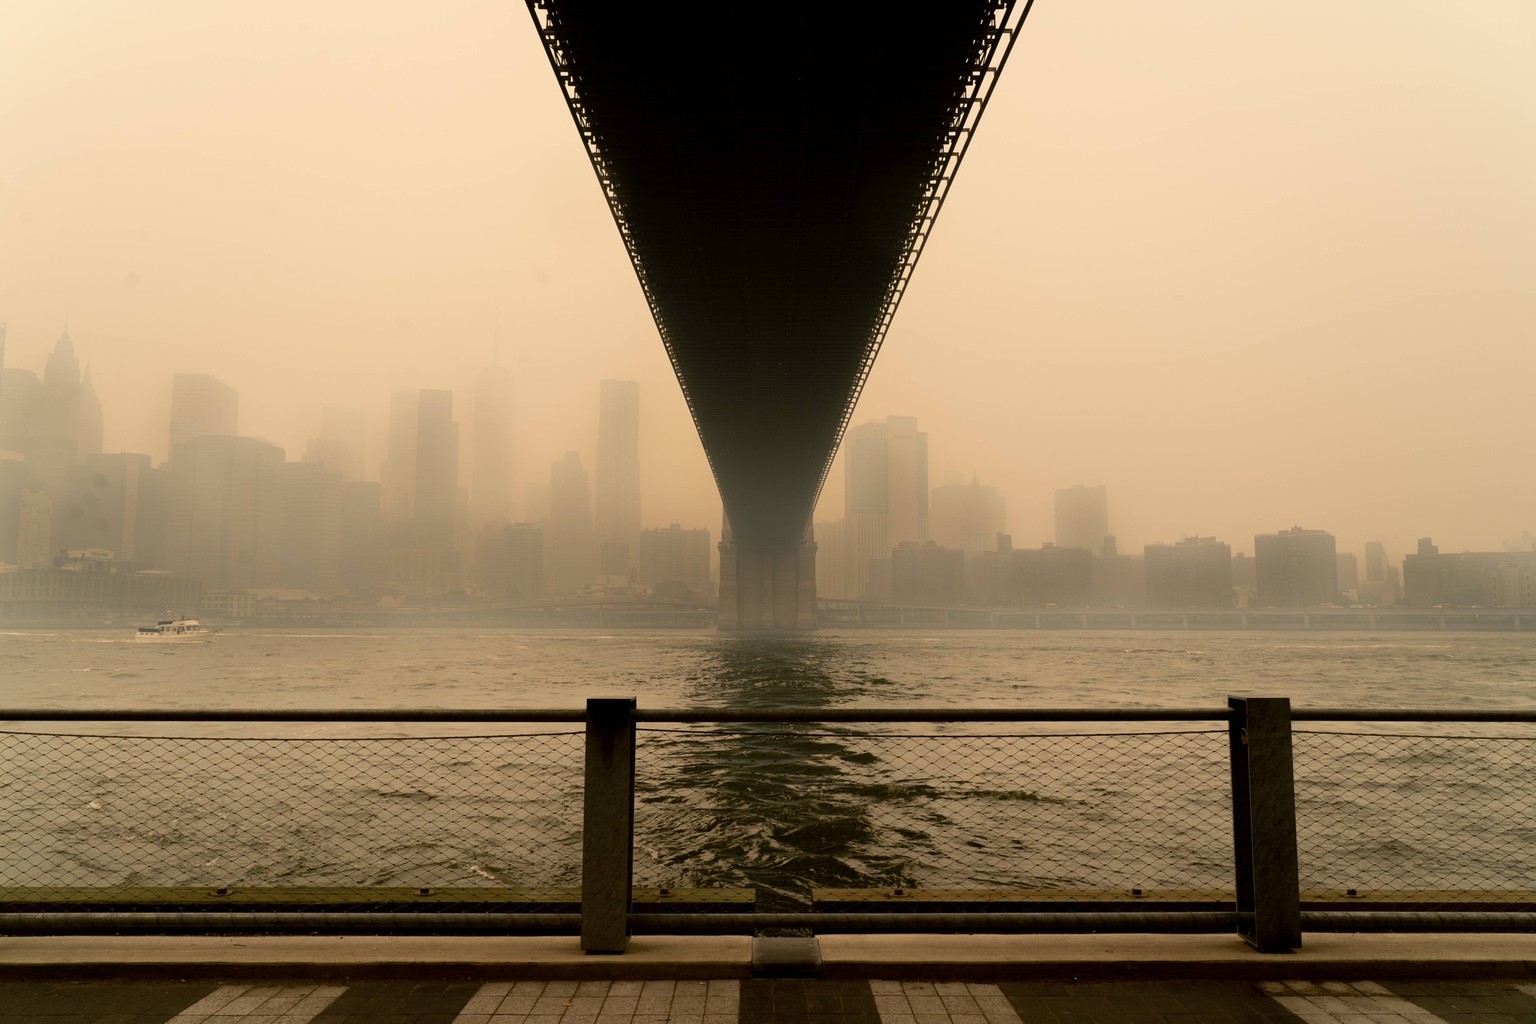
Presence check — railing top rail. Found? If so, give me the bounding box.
[0,709,588,723]
[1291,708,1536,723]
[0,706,1530,724]
[632,708,1231,723]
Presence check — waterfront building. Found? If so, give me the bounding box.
[386,547,461,598]
[929,474,1005,554]
[0,562,200,622]
[470,367,514,530]
[1403,537,1536,608]
[1091,552,1145,607]
[169,374,238,453]
[1254,526,1339,607]
[279,461,343,595]
[1231,553,1256,607]
[1144,537,1234,608]
[16,489,53,569]
[0,455,22,565]
[1054,484,1111,556]
[1012,543,1093,607]
[637,523,711,603]
[546,451,595,594]
[165,435,285,591]
[844,415,927,600]
[594,380,641,578]
[892,541,966,606]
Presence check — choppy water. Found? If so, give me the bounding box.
[2,628,1533,909]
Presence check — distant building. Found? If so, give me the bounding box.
[478,522,544,601]
[637,523,711,602]
[52,453,168,569]
[470,367,514,529]
[1012,544,1093,607]
[594,380,641,578]
[320,406,366,483]
[844,416,927,600]
[1054,484,1110,556]
[814,520,848,599]
[169,374,238,453]
[1403,537,1536,608]
[387,548,462,598]
[1359,540,1398,607]
[1231,553,1256,608]
[1336,552,1359,603]
[1254,527,1339,607]
[545,451,594,594]
[337,481,385,593]
[280,461,343,595]
[1091,553,1145,607]
[892,541,966,606]
[929,474,1005,554]
[382,389,459,551]
[165,435,285,591]
[1144,537,1233,608]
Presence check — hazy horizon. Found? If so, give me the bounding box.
[3,0,1533,558]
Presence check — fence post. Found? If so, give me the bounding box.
[1227,696,1301,952]
[581,697,636,953]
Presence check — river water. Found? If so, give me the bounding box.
[2,628,1533,909]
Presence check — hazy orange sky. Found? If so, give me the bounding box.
[2,1,1533,559]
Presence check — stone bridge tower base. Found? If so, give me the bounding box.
[717,522,818,631]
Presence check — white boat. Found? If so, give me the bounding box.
[134,617,216,641]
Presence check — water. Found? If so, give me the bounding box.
[2,628,1533,909]
[5,627,1535,711]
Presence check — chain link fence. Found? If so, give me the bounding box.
[1293,727,1536,909]
[633,725,1233,913]
[0,727,585,914]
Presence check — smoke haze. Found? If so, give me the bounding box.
[2,0,1533,556]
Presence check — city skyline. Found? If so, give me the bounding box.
[2,326,1532,566]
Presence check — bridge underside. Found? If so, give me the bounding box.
[529,3,1028,626]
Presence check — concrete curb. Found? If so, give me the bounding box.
[1,933,1534,982]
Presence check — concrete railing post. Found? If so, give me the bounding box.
[581,697,636,953]
[1227,696,1301,952]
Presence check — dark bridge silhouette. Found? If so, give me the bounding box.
[527,3,1032,627]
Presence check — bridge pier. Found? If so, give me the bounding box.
[717,524,818,631]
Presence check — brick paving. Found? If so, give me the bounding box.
[2,978,1535,1024]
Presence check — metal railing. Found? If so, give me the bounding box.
[1,699,1533,953]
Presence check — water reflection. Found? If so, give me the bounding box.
[636,636,913,909]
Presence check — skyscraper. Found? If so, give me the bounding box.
[382,389,459,550]
[930,474,1006,554]
[169,374,238,453]
[319,406,366,483]
[546,451,594,594]
[30,328,100,475]
[165,435,285,591]
[470,366,514,529]
[843,415,928,600]
[1054,484,1110,554]
[593,379,640,577]
[412,389,459,550]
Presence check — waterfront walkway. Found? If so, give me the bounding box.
[3,935,1535,1024]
